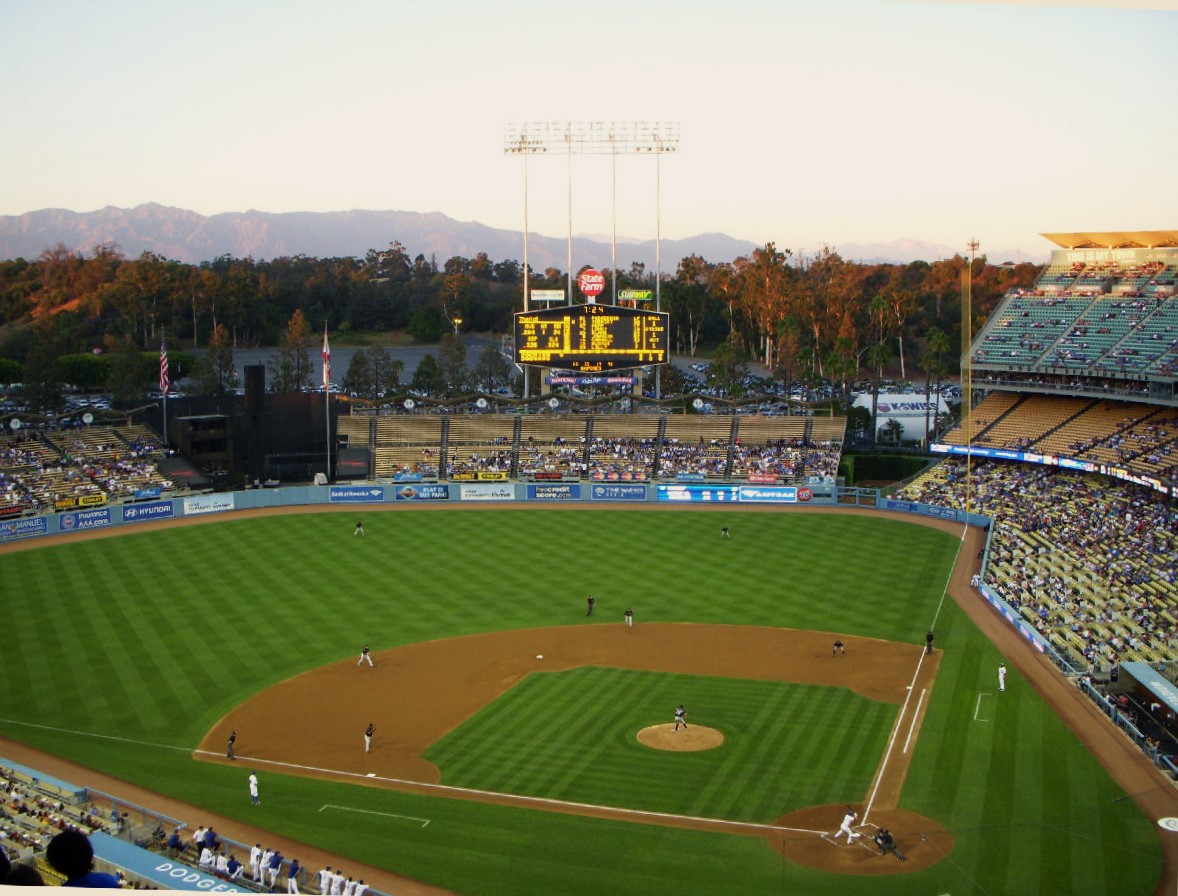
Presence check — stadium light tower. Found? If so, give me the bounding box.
[504,121,679,397]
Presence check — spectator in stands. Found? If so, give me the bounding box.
[3,862,45,886]
[45,827,122,887]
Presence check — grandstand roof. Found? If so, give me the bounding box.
[1039,230,1178,249]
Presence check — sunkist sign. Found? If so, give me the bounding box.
[577,268,605,302]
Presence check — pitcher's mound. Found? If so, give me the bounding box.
[637,724,724,752]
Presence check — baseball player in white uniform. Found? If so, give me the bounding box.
[999,663,1007,692]
[318,866,333,895]
[834,806,860,842]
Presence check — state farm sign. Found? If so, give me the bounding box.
[578,268,605,300]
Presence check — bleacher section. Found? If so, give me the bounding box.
[897,458,1178,671]
[971,239,1178,388]
[363,413,846,483]
[0,425,173,513]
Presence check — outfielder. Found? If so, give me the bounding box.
[998,662,1007,692]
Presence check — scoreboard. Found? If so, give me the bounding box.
[513,304,669,372]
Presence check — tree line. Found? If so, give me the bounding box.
[0,239,1041,403]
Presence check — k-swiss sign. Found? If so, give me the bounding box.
[578,269,605,300]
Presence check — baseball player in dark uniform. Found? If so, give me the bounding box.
[364,723,374,753]
[674,704,688,731]
[358,645,374,667]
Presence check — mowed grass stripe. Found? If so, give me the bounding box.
[424,667,896,822]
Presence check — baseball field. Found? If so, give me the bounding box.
[0,504,1169,896]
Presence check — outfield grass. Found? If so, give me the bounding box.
[0,508,1162,896]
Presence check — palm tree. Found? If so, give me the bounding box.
[920,327,951,446]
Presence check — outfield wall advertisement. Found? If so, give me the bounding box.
[122,501,175,524]
[527,483,581,501]
[656,485,809,504]
[59,507,112,532]
[591,483,648,502]
[459,483,514,502]
[394,484,449,502]
[183,494,236,516]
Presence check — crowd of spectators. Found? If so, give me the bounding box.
[457,434,843,481]
[1,768,121,883]
[897,458,1178,670]
[0,428,172,512]
[2,765,375,893]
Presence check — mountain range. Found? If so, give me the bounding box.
[0,204,1045,270]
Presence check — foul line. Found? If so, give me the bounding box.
[319,804,429,827]
[2,717,827,837]
[903,688,926,754]
[974,693,993,722]
[0,718,196,753]
[225,753,827,836]
[862,648,928,825]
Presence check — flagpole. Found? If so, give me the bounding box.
[322,323,331,482]
[160,330,169,447]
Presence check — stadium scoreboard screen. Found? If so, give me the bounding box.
[513,304,669,371]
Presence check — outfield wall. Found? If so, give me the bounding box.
[1,482,1002,548]
[2,480,860,544]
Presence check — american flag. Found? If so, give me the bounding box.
[159,336,170,396]
[322,325,331,391]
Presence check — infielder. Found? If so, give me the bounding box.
[624,608,633,628]
[834,806,860,842]
[358,645,374,667]
[364,723,374,753]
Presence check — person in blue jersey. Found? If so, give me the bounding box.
[45,828,122,888]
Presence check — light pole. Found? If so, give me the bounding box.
[504,121,680,396]
[452,316,463,336]
[964,238,979,519]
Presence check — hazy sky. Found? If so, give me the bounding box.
[2,0,1175,260]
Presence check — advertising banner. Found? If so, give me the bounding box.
[590,483,648,502]
[183,494,236,516]
[527,483,581,501]
[656,485,739,503]
[393,484,450,502]
[59,507,112,532]
[0,516,48,540]
[328,485,385,503]
[736,486,797,503]
[459,483,515,502]
[122,501,175,523]
[55,493,107,510]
